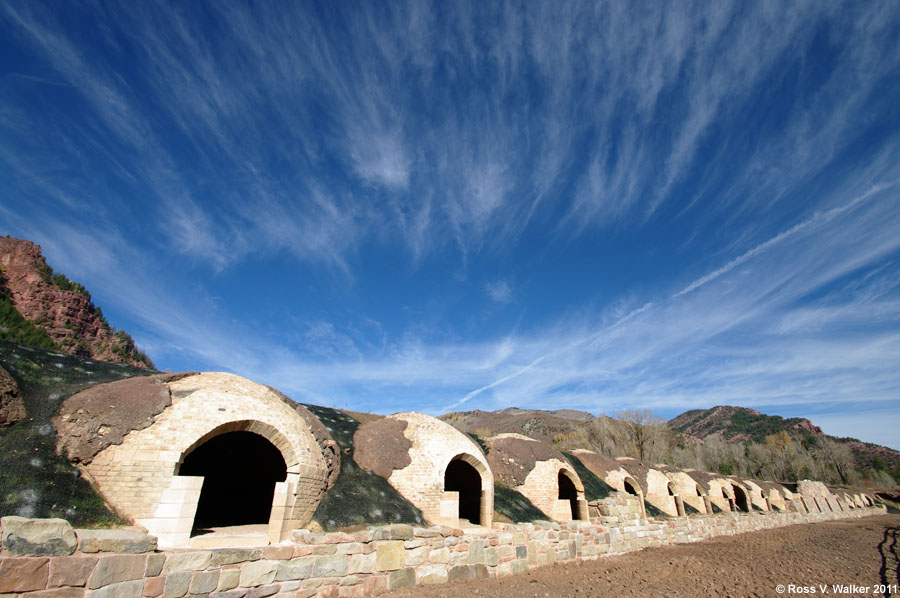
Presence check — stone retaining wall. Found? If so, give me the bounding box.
[0,506,886,598]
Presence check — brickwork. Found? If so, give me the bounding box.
[83,373,328,546]
[1,506,886,598]
[643,468,679,517]
[385,413,494,528]
[516,459,586,521]
[663,471,707,514]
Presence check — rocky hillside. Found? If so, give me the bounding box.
[667,405,820,444]
[0,237,152,368]
[440,405,900,486]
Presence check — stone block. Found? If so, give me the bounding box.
[416,565,447,585]
[163,572,191,598]
[468,540,485,564]
[245,585,279,598]
[142,578,164,597]
[161,552,212,575]
[361,576,387,596]
[87,555,148,589]
[216,569,241,592]
[84,580,143,598]
[77,530,157,555]
[447,565,473,582]
[275,558,314,581]
[403,546,428,567]
[0,557,51,593]
[50,556,99,588]
[26,588,86,598]
[261,547,292,561]
[210,590,247,598]
[370,525,413,541]
[240,561,278,587]
[209,550,261,568]
[375,541,403,571]
[388,568,415,589]
[347,553,375,575]
[427,548,450,564]
[145,555,166,578]
[484,548,499,567]
[312,555,348,578]
[1,517,77,556]
[189,571,219,594]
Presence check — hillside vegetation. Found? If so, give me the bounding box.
[441,406,900,489]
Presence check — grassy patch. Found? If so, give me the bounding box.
[302,404,424,530]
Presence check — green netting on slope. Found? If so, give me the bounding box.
[494,484,549,523]
[301,404,424,531]
[644,501,670,518]
[563,451,615,500]
[0,340,155,525]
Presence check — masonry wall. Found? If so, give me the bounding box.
[83,373,328,545]
[385,413,493,528]
[1,506,886,598]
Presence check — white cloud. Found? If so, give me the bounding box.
[485,280,512,304]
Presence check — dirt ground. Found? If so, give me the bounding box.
[386,514,900,598]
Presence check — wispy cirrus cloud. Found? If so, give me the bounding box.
[3,1,900,450]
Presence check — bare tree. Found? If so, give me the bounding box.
[613,408,668,463]
[815,437,857,485]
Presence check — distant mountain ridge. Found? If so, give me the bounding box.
[440,404,900,485]
[0,237,153,368]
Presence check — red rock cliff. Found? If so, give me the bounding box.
[0,237,153,368]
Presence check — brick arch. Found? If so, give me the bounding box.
[176,419,299,472]
[445,452,492,490]
[623,476,643,497]
[558,466,585,494]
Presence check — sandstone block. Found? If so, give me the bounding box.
[468,540,485,564]
[85,580,143,598]
[375,541,403,571]
[0,556,50,592]
[26,587,86,598]
[209,550,261,568]
[240,561,278,587]
[2,517,77,556]
[388,568,415,589]
[77,530,157,554]
[145,555,165,578]
[87,555,148,589]
[370,525,413,541]
[161,552,212,575]
[416,565,447,585]
[50,556,99,588]
[142,577,164,597]
[312,555,348,577]
[261,547,292,561]
[245,584,279,598]
[163,572,191,598]
[210,590,247,598]
[275,558,314,581]
[190,571,219,594]
[345,553,373,576]
[403,546,428,567]
[216,569,241,592]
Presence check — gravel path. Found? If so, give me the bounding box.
[386,514,900,598]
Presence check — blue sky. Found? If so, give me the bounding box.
[2,1,900,449]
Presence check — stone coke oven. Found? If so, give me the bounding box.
[53,372,330,547]
[486,434,588,521]
[354,412,494,528]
